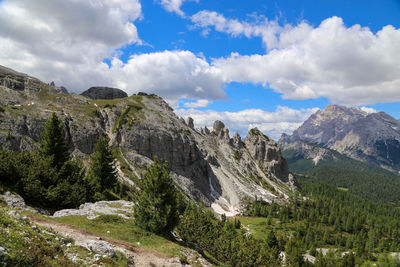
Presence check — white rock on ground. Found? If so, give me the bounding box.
[52,200,134,219]
[82,240,115,257]
[0,191,37,213]
[0,246,7,256]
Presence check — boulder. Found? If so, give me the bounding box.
[1,191,36,212]
[84,240,115,257]
[81,87,128,100]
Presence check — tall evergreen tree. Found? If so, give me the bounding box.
[39,112,69,169]
[87,133,117,200]
[134,158,179,236]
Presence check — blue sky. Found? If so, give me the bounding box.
[133,0,400,113]
[0,0,399,139]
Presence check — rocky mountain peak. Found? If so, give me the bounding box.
[212,120,231,143]
[81,86,128,100]
[280,104,400,172]
[232,132,243,149]
[213,120,225,134]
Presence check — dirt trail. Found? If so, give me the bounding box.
[28,216,184,267]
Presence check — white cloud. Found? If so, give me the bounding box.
[193,13,400,106]
[359,106,377,114]
[0,0,142,91]
[191,10,283,49]
[183,99,210,108]
[0,1,225,102]
[158,0,199,17]
[175,106,319,140]
[109,50,225,101]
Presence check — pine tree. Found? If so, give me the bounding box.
[40,112,69,170]
[266,230,278,248]
[87,133,117,200]
[134,157,180,236]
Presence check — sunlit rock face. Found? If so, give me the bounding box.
[279,104,400,172]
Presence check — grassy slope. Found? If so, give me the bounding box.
[22,212,208,266]
[47,215,183,257]
[0,201,127,266]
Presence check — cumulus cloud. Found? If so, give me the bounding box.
[109,50,225,101]
[158,0,199,17]
[0,0,225,102]
[193,12,400,106]
[183,99,210,108]
[359,106,377,114]
[175,106,319,140]
[191,10,283,49]
[0,0,142,90]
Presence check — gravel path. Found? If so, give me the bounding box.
[28,216,184,267]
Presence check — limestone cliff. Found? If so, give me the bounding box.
[0,65,296,215]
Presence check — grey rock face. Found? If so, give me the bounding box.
[245,128,289,182]
[187,117,194,129]
[213,120,225,134]
[232,132,243,149]
[280,104,400,172]
[60,86,69,94]
[204,126,210,135]
[81,86,128,100]
[0,65,27,91]
[0,65,67,95]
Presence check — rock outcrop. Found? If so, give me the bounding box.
[81,86,128,100]
[0,65,296,215]
[83,240,115,257]
[0,191,37,213]
[0,65,67,106]
[52,200,134,219]
[279,104,400,172]
[245,128,289,182]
